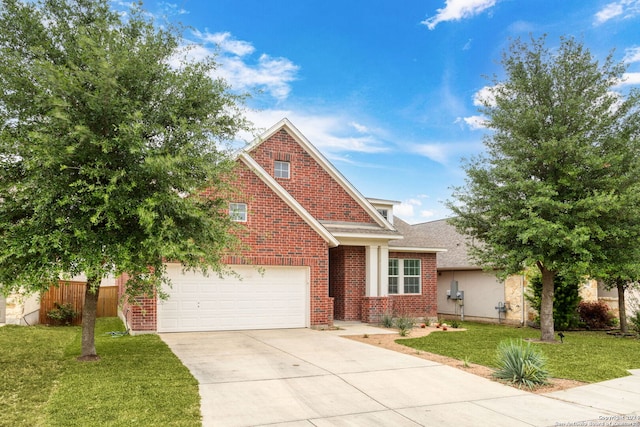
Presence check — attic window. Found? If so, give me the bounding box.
[377,209,388,220]
[229,203,247,222]
[274,161,290,179]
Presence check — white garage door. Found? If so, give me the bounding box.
[158,264,309,332]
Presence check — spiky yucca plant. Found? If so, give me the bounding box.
[493,339,549,389]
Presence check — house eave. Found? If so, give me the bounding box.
[332,232,403,241]
[388,246,447,253]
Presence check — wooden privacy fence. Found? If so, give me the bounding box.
[39,281,119,326]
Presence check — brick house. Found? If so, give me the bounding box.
[119,119,443,333]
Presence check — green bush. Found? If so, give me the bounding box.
[493,339,549,389]
[46,302,78,326]
[526,272,581,330]
[395,315,415,337]
[380,313,394,328]
[629,311,640,336]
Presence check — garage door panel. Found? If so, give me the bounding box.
[158,265,309,332]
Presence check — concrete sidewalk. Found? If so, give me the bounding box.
[161,323,640,427]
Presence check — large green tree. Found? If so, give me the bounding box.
[447,36,640,342]
[0,0,249,359]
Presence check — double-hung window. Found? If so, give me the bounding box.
[388,259,421,294]
[229,203,247,222]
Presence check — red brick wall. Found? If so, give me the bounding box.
[224,161,333,326]
[116,274,157,332]
[388,252,438,319]
[329,246,366,321]
[362,297,389,324]
[250,128,376,224]
[119,154,335,332]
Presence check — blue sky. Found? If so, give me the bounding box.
[126,0,640,224]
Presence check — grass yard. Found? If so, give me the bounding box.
[0,318,200,426]
[399,322,640,383]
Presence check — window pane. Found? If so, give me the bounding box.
[274,161,290,178]
[229,203,247,222]
[388,259,398,294]
[404,277,420,294]
[404,259,420,276]
[403,259,420,294]
[388,259,398,275]
[388,277,398,294]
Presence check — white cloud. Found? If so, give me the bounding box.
[422,0,497,30]
[411,144,449,164]
[178,31,299,101]
[473,85,498,107]
[420,210,436,219]
[393,195,449,224]
[456,115,487,130]
[623,46,640,63]
[394,198,422,219]
[350,121,369,133]
[216,54,299,100]
[620,72,640,86]
[241,110,390,155]
[408,139,484,166]
[194,31,255,56]
[594,0,640,24]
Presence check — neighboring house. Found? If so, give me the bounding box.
[412,218,639,325]
[119,119,444,334]
[0,275,117,326]
[1,293,40,326]
[408,219,529,324]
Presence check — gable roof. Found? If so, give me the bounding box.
[388,217,447,253]
[396,218,478,269]
[244,118,394,231]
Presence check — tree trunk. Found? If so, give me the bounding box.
[618,283,627,334]
[538,262,556,342]
[78,277,100,361]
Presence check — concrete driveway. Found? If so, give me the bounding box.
[161,324,640,427]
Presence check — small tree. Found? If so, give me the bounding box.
[526,272,581,331]
[0,0,249,359]
[600,277,640,333]
[448,35,640,342]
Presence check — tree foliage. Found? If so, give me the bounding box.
[0,0,249,358]
[447,35,640,341]
[526,272,581,331]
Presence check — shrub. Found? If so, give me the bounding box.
[395,315,415,337]
[46,302,78,326]
[493,339,549,389]
[578,301,615,330]
[628,311,640,336]
[526,272,581,330]
[450,319,460,328]
[380,313,394,328]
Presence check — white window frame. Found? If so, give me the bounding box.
[388,258,421,295]
[229,203,247,222]
[274,161,290,179]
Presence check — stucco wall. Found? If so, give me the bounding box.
[437,270,505,321]
[4,293,40,325]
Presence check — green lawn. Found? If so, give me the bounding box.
[0,318,200,426]
[399,322,640,383]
